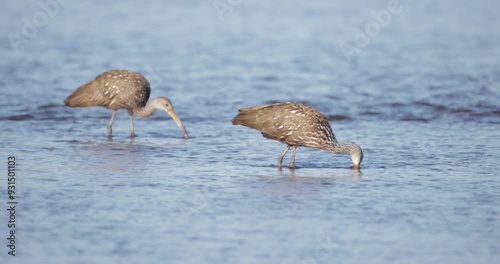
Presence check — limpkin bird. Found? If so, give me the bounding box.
[64,69,189,138]
[231,102,363,170]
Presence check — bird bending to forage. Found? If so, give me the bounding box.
[64,69,189,138]
[231,102,363,170]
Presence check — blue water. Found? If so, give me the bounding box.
[1,0,499,263]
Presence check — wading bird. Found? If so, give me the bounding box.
[231,102,363,170]
[64,69,188,138]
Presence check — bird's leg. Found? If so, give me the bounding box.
[107,110,117,138]
[128,109,135,138]
[290,146,297,169]
[278,145,291,170]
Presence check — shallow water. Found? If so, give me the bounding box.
[1,0,499,263]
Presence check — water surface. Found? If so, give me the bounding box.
[1,1,499,263]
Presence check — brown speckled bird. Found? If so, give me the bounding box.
[64,69,188,138]
[231,102,363,170]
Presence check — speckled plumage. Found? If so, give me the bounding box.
[64,69,188,138]
[232,102,363,169]
[65,70,151,110]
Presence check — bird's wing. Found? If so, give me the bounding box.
[232,102,339,146]
[64,79,110,107]
[232,102,304,142]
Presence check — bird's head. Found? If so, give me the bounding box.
[349,143,363,170]
[154,97,189,139]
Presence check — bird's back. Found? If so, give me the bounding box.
[64,70,151,110]
[232,102,337,148]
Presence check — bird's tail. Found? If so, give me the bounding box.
[64,80,106,107]
[231,105,274,131]
[231,106,264,125]
[231,112,246,125]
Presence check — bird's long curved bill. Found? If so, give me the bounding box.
[166,109,189,139]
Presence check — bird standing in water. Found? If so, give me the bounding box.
[64,69,189,138]
[231,102,363,170]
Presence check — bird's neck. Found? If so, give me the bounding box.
[133,99,158,118]
[325,142,355,154]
